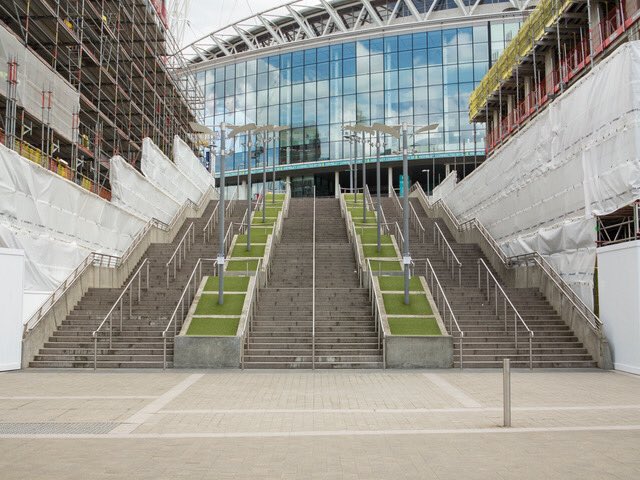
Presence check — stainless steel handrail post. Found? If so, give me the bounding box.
[312,185,316,370]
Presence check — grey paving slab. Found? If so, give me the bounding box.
[0,369,638,479]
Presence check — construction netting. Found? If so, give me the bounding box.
[109,155,181,225]
[141,137,205,205]
[173,135,217,193]
[0,143,146,299]
[0,24,79,142]
[443,41,640,308]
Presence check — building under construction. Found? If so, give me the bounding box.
[0,0,202,199]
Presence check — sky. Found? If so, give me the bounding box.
[181,0,282,48]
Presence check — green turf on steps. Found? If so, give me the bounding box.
[250,216,276,226]
[226,259,260,272]
[362,244,398,258]
[359,231,393,244]
[231,243,266,257]
[383,293,433,315]
[259,207,282,217]
[388,316,441,335]
[368,260,402,272]
[378,276,423,292]
[187,317,239,336]
[194,293,246,315]
[236,230,270,243]
[204,276,249,292]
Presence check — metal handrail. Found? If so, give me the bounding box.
[166,222,195,287]
[394,221,404,248]
[92,258,150,370]
[312,185,316,370]
[409,203,426,243]
[477,258,534,369]
[433,222,462,286]
[222,223,234,256]
[202,202,219,244]
[225,187,239,217]
[366,258,386,369]
[390,186,402,215]
[412,181,603,333]
[240,258,263,369]
[162,258,218,370]
[425,259,464,369]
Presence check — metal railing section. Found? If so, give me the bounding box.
[225,187,239,217]
[433,222,462,286]
[365,258,386,369]
[411,181,603,333]
[409,202,426,243]
[161,258,217,369]
[312,185,316,370]
[425,259,464,369]
[166,222,195,287]
[202,203,219,244]
[390,187,402,216]
[92,258,150,370]
[477,258,534,369]
[240,259,263,369]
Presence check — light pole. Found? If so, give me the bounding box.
[371,122,439,304]
[343,133,355,193]
[218,123,228,305]
[422,169,430,196]
[361,131,367,224]
[272,126,287,204]
[229,123,256,252]
[254,125,271,224]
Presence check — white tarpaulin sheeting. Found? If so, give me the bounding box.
[173,135,216,193]
[443,41,640,308]
[109,155,181,225]
[141,137,203,205]
[0,143,146,293]
[0,24,79,142]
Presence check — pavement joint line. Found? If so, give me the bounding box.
[2,424,640,440]
[109,374,203,435]
[0,396,158,400]
[158,405,640,415]
[423,373,482,408]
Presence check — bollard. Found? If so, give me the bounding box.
[503,358,511,427]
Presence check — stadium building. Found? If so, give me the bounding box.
[181,0,535,196]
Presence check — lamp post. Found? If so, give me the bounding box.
[229,123,256,252]
[254,125,271,224]
[272,126,287,204]
[343,133,355,193]
[371,122,439,304]
[422,169,430,196]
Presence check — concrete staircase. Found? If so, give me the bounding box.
[380,196,596,368]
[29,201,247,368]
[243,197,383,368]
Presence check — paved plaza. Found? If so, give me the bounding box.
[0,368,639,479]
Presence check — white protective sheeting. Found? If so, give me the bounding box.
[431,171,457,203]
[109,155,181,225]
[0,24,79,142]
[173,135,216,192]
[0,248,23,370]
[443,41,640,308]
[0,143,146,293]
[141,137,204,205]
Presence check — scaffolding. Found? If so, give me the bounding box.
[470,0,640,155]
[0,0,203,197]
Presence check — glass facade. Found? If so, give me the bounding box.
[198,21,520,172]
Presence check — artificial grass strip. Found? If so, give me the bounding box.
[383,293,433,315]
[378,276,423,292]
[359,231,393,245]
[353,217,379,226]
[362,244,398,258]
[236,230,270,243]
[231,243,266,258]
[388,317,441,336]
[226,259,260,272]
[250,216,276,226]
[260,207,282,217]
[368,260,402,272]
[204,275,249,292]
[194,293,245,315]
[187,317,239,336]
